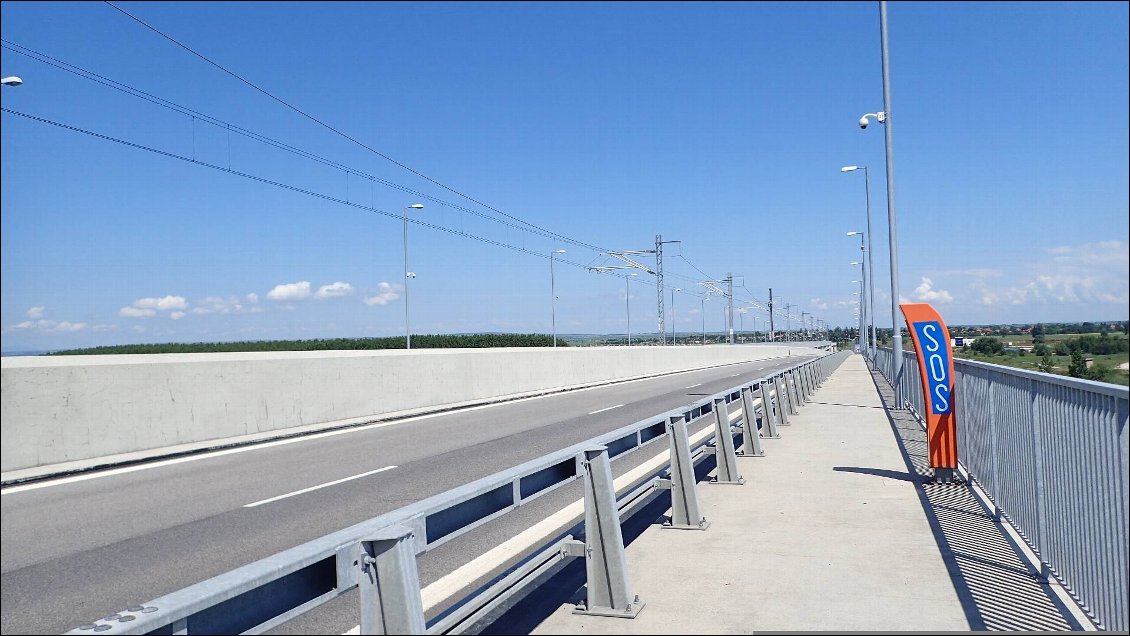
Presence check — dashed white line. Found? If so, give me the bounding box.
[588,404,624,415]
[243,466,397,508]
[684,383,702,389]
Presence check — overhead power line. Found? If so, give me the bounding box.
[102,1,600,254]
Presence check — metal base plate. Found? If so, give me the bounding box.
[709,477,746,486]
[573,600,646,619]
[662,519,710,531]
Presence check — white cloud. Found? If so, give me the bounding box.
[315,281,354,299]
[134,295,188,311]
[191,295,262,315]
[913,277,954,304]
[267,281,312,301]
[363,282,401,306]
[92,324,118,332]
[12,319,87,333]
[972,241,1129,307]
[170,311,186,320]
[119,306,157,318]
[26,306,45,319]
[246,293,259,304]
[809,298,829,311]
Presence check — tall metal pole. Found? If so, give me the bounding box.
[863,166,877,358]
[727,272,735,344]
[551,251,558,347]
[655,235,665,345]
[784,303,793,342]
[626,275,632,346]
[670,288,679,345]
[402,207,411,350]
[880,0,904,405]
[701,297,707,345]
[768,288,775,341]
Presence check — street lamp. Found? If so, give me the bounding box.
[402,203,424,349]
[670,287,682,345]
[848,228,872,355]
[843,167,877,358]
[860,0,904,404]
[626,272,638,346]
[701,295,710,345]
[551,249,566,347]
[1,76,22,87]
[852,274,865,353]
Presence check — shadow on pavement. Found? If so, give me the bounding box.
[865,363,1082,631]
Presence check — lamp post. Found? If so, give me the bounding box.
[551,249,566,347]
[402,203,424,349]
[670,287,682,345]
[701,296,711,345]
[860,0,904,403]
[849,227,871,354]
[626,272,637,346]
[843,166,876,358]
[852,278,865,353]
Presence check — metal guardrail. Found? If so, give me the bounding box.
[871,347,1129,631]
[69,349,851,635]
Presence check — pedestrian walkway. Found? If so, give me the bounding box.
[527,354,1081,633]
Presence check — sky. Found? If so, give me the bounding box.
[1,1,1127,352]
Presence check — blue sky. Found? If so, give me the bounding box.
[2,1,1127,352]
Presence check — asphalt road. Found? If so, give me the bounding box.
[0,352,815,634]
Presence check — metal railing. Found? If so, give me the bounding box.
[871,347,1129,631]
[69,350,850,635]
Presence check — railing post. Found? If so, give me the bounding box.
[709,397,744,485]
[758,380,781,438]
[773,376,791,426]
[802,364,815,398]
[358,526,426,635]
[738,386,766,457]
[662,415,710,530]
[1029,379,1051,581]
[574,447,645,618]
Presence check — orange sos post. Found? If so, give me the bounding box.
[900,303,958,481]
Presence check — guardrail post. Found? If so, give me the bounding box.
[358,525,426,635]
[801,364,814,399]
[773,376,792,426]
[574,447,645,618]
[758,380,781,438]
[662,415,710,530]
[738,386,766,457]
[709,397,745,485]
[1029,379,1051,581]
[785,372,801,414]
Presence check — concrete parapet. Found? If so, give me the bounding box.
[1,344,813,475]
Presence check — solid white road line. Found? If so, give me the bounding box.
[243,466,397,508]
[587,404,624,415]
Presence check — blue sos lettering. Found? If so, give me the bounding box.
[912,320,952,415]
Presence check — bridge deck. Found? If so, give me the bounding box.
[527,354,1084,632]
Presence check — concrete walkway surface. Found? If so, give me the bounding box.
[526,354,1081,633]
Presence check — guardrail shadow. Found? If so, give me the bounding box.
[866,364,1081,631]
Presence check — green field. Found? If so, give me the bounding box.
[954,350,1129,386]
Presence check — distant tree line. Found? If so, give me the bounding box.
[46,334,564,356]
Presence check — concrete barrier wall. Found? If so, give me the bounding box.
[1,344,816,473]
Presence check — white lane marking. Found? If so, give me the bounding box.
[243,466,397,508]
[588,404,624,415]
[730,373,741,377]
[3,357,784,496]
[684,383,702,389]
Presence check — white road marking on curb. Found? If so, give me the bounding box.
[244,466,397,508]
[588,404,624,415]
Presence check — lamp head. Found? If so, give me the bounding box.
[1,76,23,87]
[554,249,566,254]
[846,231,861,236]
[408,203,424,209]
[841,165,858,173]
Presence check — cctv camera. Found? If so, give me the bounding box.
[859,116,870,129]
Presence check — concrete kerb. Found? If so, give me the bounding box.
[1,354,800,486]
